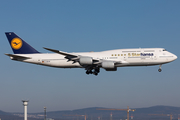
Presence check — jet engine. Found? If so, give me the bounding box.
[101,61,117,71]
[102,61,115,69]
[79,57,93,65]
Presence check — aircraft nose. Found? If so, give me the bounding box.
[174,54,178,60]
[171,53,178,61]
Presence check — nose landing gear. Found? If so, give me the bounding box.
[158,65,162,72]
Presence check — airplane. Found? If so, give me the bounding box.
[5,32,177,76]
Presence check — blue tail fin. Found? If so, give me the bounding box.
[5,32,40,54]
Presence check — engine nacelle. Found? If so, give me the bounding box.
[79,57,93,65]
[102,61,115,69]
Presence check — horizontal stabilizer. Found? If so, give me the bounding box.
[5,54,31,59]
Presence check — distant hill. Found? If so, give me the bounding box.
[29,105,180,120]
[135,105,180,114]
[1,105,180,120]
[0,110,11,115]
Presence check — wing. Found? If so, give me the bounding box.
[43,47,99,64]
[43,47,77,58]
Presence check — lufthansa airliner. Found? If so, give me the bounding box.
[5,32,177,75]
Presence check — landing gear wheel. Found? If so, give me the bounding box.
[86,70,93,74]
[86,71,89,74]
[158,69,162,72]
[93,72,98,76]
[86,67,100,75]
[93,67,100,76]
[95,68,100,73]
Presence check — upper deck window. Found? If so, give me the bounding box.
[163,49,167,51]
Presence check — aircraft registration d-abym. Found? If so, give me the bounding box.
[5,32,177,75]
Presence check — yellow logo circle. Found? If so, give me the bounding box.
[11,38,23,50]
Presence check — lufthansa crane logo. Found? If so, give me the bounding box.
[11,38,23,50]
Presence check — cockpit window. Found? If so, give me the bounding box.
[163,49,167,51]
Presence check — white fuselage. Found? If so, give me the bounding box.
[11,48,177,68]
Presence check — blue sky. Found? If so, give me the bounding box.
[0,0,180,113]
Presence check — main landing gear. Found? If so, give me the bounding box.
[86,67,100,76]
[158,65,162,72]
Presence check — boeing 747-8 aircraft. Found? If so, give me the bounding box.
[5,32,177,75]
